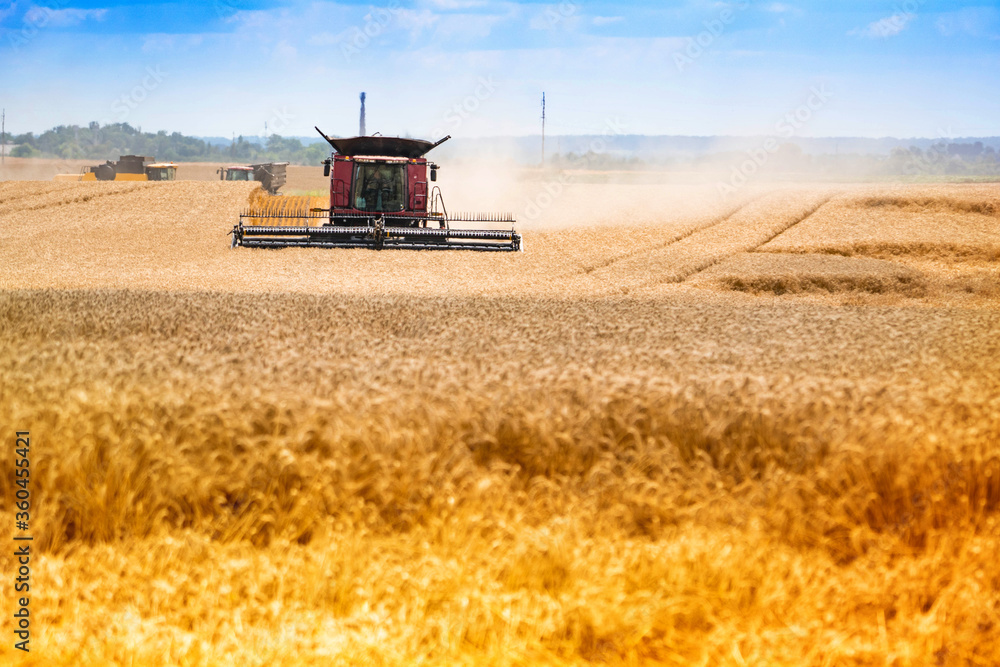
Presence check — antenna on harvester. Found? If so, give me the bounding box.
[540,92,546,166]
[359,92,366,136]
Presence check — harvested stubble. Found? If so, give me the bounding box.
[691,252,927,296]
[0,180,152,217]
[1,180,999,665]
[0,181,764,297]
[755,184,1000,306]
[589,188,839,296]
[761,184,1000,260]
[0,157,99,181]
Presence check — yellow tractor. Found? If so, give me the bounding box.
[53,155,178,182]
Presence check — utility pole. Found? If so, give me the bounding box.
[2,109,5,165]
[540,92,545,166]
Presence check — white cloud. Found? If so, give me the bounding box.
[592,16,624,26]
[936,7,999,38]
[849,12,914,39]
[394,8,440,38]
[529,4,581,31]
[271,39,297,64]
[764,3,794,13]
[306,31,340,46]
[141,34,205,54]
[422,0,489,9]
[0,2,18,23]
[23,5,108,28]
[425,11,506,39]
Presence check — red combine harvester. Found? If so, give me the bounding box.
[230,127,522,252]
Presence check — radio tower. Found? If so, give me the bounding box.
[540,92,546,166]
[359,92,367,136]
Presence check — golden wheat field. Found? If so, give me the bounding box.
[1,175,999,666]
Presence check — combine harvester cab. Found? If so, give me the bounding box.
[145,162,178,181]
[231,128,521,252]
[219,162,289,195]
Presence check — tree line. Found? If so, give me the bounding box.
[6,122,999,176]
[6,122,329,165]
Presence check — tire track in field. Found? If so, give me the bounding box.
[0,182,155,218]
[579,195,764,275]
[680,192,838,282]
[0,182,82,206]
[587,189,840,293]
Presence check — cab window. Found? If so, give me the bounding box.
[353,163,405,212]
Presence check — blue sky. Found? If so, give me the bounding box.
[1,0,998,139]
